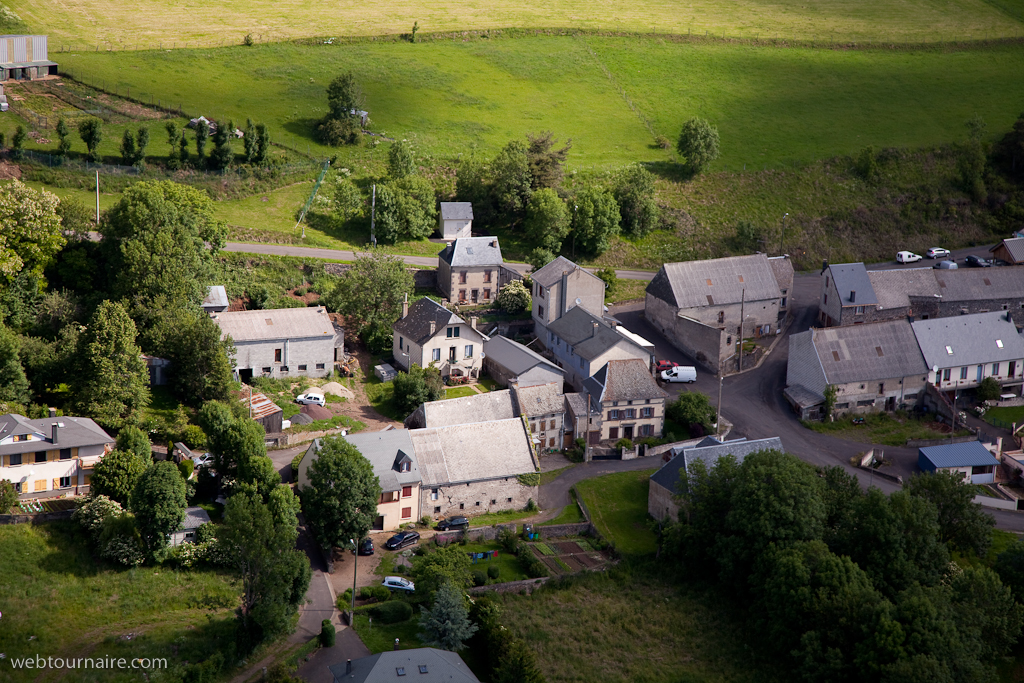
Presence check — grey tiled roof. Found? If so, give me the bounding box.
[328,648,481,683]
[213,307,335,342]
[786,330,828,398]
[531,256,583,286]
[584,358,665,403]
[440,202,473,221]
[299,430,422,493]
[912,311,1024,370]
[512,382,564,417]
[814,319,927,384]
[564,392,592,418]
[919,441,999,469]
[180,506,211,531]
[410,418,535,486]
[649,436,782,491]
[393,297,482,346]
[828,263,878,306]
[419,390,517,428]
[438,237,503,267]
[768,256,795,292]
[547,306,649,362]
[868,267,1024,310]
[994,237,1024,263]
[867,268,938,310]
[483,335,562,377]
[0,413,114,456]
[645,254,781,309]
[202,285,228,309]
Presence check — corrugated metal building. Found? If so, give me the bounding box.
[0,35,58,81]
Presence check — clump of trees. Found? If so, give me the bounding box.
[317,72,362,146]
[392,364,444,414]
[119,126,150,169]
[496,279,531,314]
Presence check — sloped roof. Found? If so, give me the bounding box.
[813,320,927,384]
[328,648,481,683]
[931,267,1024,302]
[483,335,562,377]
[393,297,483,346]
[409,418,535,486]
[512,382,564,417]
[419,390,517,428]
[919,441,999,469]
[583,358,665,403]
[645,254,781,309]
[531,256,585,287]
[438,236,503,267]
[241,392,282,419]
[213,307,335,343]
[180,506,211,532]
[767,256,795,290]
[828,263,878,306]
[993,237,1024,262]
[299,429,422,491]
[564,392,593,418]
[547,306,648,362]
[0,414,114,456]
[649,436,782,491]
[912,311,1024,370]
[867,268,939,310]
[440,202,473,221]
[202,285,229,310]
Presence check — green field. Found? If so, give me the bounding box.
[10,0,1024,46]
[575,469,657,555]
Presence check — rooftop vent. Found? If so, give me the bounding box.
[875,346,884,357]
[945,345,954,355]
[832,351,841,362]
[397,668,406,677]
[419,666,429,674]
[997,339,1004,348]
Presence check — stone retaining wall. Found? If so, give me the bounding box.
[0,510,74,525]
[469,577,550,595]
[434,523,517,546]
[906,435,977,449]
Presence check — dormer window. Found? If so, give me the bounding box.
[400,462,410,473]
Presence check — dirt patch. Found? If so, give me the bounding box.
[577,553,604,568]
[301,404,333,421]
[561,556,585,572]
[555,541,583,554]
[541,557,564,574]
[0,161,22,179]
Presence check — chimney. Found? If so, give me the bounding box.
[591,322,599,339]
[48,407,56,418]
[346,660,352,675]
[51,423,59,445]
[402,293,409,319]
[470,316,477,330]
[394,638,400,651]
[429,320,436,335]
[821,260,828,274]
[850,290,856,303]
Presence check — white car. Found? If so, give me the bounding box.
[896,251,922,264]
[191,453,215,468]
[382,576,415,593]
[660,366,697,383]
[926,247,951,259]
[295,391,326,407]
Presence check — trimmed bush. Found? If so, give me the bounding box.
[370,585,391,602]
[372,600,413,624]
[320,619,336,647]
[359,587,374,600]
[487,564,500,580]
[473,570,488,587]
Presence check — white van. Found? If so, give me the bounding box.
[660,366,697,383]
[896,251,922,264]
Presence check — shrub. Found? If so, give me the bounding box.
[420,515,432,527]
[359,586,374,600]
[182,424,208,450]
[371,585,391,602]
[243,33,254,46]
[496,280,531,314]
[487,564,500,580]
[73,495,124,540]
[317,117,359,147]
[320,619,336,647]
[525,556,549,578]
[498,528,520,554]
[473,570,488,587]
[977,376,1002,402]
[372,600,413,624]
[615,438,633,450]
[177,459,194,481]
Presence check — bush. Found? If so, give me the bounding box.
[359,586,374,600]
[473,570,488,587]
[247,284,273,309]
[372,600,413,624]
[498,527,520,554]
[496,279,531,314]
[371,585,391,602]
[182,424,208,450]
[615,438,633,450]
[487,564,500,580]
[177,459,195,481]
[320,619,336,647]
[977,376,1002,402]
[73,495,124,540]
[317,117,359,147]
[525,556,549,578]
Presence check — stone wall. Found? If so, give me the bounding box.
[423,479,536,519]
[469,577,550,595]
[433,523,518,545]
[538,522,593,538]
[645,294,726,373]
[0,510,74,525]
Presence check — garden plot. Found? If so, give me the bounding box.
[531,538,610,575]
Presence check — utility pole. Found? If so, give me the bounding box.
[349,538,359,625]
[779,212,789,254]
[716,375,724,436]
[370,184,377,247]
[95,170,100,225]
[737,288,745,373]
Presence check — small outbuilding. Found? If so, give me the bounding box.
[918,441,1000,484]
[439,202,473,241]
[170,506,211,546]
[202,285,229,314]
[990,237,1024,265]
[240,392,283,434]
[0,35,58,81]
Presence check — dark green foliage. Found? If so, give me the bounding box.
[302,436,382,551]
[996,538,1024,603]
[373,176,438,242]
[469,596,545,683]
[199,400,275,486]
[413,545,474,596]
[90,448,151,505]
[391,364,444,415]
[526,131,571,190]
[130,460,187,558]
[317,116,359,147]
[613,164,659,238]
[0,321,29,406]
[666,391,716,436]
[0,478,17,513]
[120,129,137,167]
[116,425,152,460]
[473,570,487,586]
[178,458,194,481]
[243,119,257,163]
[676,117,720,175]
[165,121,180,168]
[523,188,571,251]
[178,133,190,167]
[976,376,1001,402]
[526,247,556,273]
[194,121,208,162]
[77,119,103,162]
[55,118,71,158]
[419,580,478,651]
[372,600,413,624]
[495,279,531,314]
[141,305,235,405]
[491,139,532,215]
[10,125,25,160]
[855,145,879,181]
[326,72,360,121]
[570,186,620,256]
[208,120,234,171]
[487,564,500,580]
[731,220,765,253]
[904,470,995,556]
[319,619,336,647]
[595,268,616,295]
[388,140,416,179]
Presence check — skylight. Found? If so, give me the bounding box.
[997,340,1004,348]
[945,345,953,355]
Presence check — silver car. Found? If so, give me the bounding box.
[382,576,415,593]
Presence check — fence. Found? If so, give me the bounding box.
[19,148,141,174]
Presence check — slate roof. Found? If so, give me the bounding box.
[919,441,999,469]
[298,429,421,493]
[418,389,517,428]
[546,306,649,362]
[180,506,211,532]
[438,236,503,267]
[328,648,481,683]
[202,285,229,310]
[439,202,474,221]
[828,263,878,306]
[513,382,564,417]
[912,311,1024,370]
[867,268,939,310]
[393,297,482,346]
[813,320,927,384]
[483,335,562,377]
[213,307,335,343]
[0,414,114,456]
[532,256,585,287]
[409,418,535,486]
[564,392,594,418]
[868,267,1024,310]
[583,358,665,404]
[649,436,782,492]
[993,237,1024,263]
[645,254,781,309]
[767,256,795,291]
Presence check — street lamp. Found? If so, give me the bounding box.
[779,212,789,254]
[349,537,358,626]
[716,375,724,437]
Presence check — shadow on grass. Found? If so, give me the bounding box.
[644,159,696,183]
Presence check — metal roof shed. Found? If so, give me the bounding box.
[918,441,999,484]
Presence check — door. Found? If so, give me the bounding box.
[977,365,984,382]
[1011,361,1017,378]
[608,427,618,440]
[886,397,896,411]
[239,368,253,383]
[449,346,457,362]
[471,289,479,303]
[623,426,634,439]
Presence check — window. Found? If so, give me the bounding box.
[263,366,273,374]
[281,366,289,373]
[274,349,282,363]
[484,270,492,283]
[539,286,545,297]
[458,289,467,302]
[639,424,653,436]
[717,311,725,324]
[475,501,481,506]
[399,337,404,350]
[826,276,830,288]
[59,476,71,488]
[835,402,850,409]
[857,399,875,407]
[315,363,325,370]
[400,461,410,473]
[641,407,653,418]
[402,486,412,498]
[491,499,497,505]
[781,297,787,307]
[465,345,473,358]
[993,362,1001,376]
[945,345,954,355]
[432,348,441,362]
[942,368,951,382]
[538,305,545,318]
[1011,361,1017,377]
[401,507,412,519]
[434,506,441,513]
[823,294,828,305]
[35,451,46,463]
[960,367,968,380]
[298,364,307,371]
[458,271,467,284]
[397,668,406,677]
[507,497,513,503]
[578,357,583,368]
[431,489,438,500]
[10,454,22,465]
[624,409,636,419]
[459,503,465,510]
[608,410,620,420]
[420,666,429,674]
[55,448,69,461]
[855,306,864,314]
[471,289,479,303]
[447,327,460,338]
[483,288,490,300]
[449,347,457,362]
[13,482,21,493]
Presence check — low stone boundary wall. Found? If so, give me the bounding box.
[267,426,351,448]
[0,510,74,525]
[906,435,977,449]
[469,577,550,595]
[974,495,1018,511]
[538,522,593,538]
[434,523,517,545]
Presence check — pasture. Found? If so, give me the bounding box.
[8,0,1024,46]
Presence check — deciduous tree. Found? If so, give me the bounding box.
[0,180,64,281]
[491,140,532,216]
[904,470,995,556]
[388,140,415,179]
[412,544,474,596]
[208,119,234,171]
[55,118,71,158]
[90,448,151,506]
[496,279,531,314]
[333,178,364,224]
[374,176,437,243]
[526,131,571,190]
[614,164,659,238]
[77,118,103,162]
[326,72,361,121]
[523,188,571,251]
[676,117,720,175]
[130,460,186,558]
[301,436,382,551]
[0,321,29,406]
[569,186,620,256]
[392,364,444,414]
[666,391,716,435]
[0,478,17,514]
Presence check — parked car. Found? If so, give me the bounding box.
[933,260,958,270]
[383,530,420,550]
[435,516,470,531]
[655,360,680,372]
[660,366,697,383]
[357,538,374,556]
[926,247,951,259]
[191,453,215,468]
[382,576,415,593]
[964,254,992,268]
[896,251,922,264]
[295,391,326,407]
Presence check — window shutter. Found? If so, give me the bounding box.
[53,478,60,490]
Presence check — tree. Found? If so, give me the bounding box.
[977,376,1001,402]
[823,384,838,420]
[496,279,531,314]
[199,401,273,485]
[570,186,620,256]
[333,178,364,224]
[194,121,208,162]
[130,460,186,558]
[523,188,571,251]
[116,425,152,461]
[301,436,382,551]
[135,126,149,169]
[731,220,764,253]
[374,176,437,243]
[208,119,234,171]
[254,123,270,165]
[120,129,137,167]
[614,164,659,238]
[90,448,151,505]
[77,119,103,163]
[72,300,150,430]
[667,391,716,435]
[326,72,360,121]
[144,305,235,405]
[165,121,180,168]
[317,117,359,147]
[676,117,720,175]
[0,478,17,514]
[526,131,571,190]
[57,196,93,241]
[243,118,257,163]
[10,125,25,160]
[526,247,555,273]
[320,247,413,353]
[491,140,532,215]
[178,132,190,167]
[904,471,995,556]
[55,118,72,158]
[413,544,474,596]
[388,140,415,179]
[996,537,1024,602]
[0,321,29,406]
[0,179,64,281]
[419,580,478,651]
[392,364,444,415]
[596,268,616,296]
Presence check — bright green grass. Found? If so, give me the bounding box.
[444,386,478,399]
[353,612,423,654]
[540,499,585,525]
[575,469,657,555]
[0,521,240,683]
[803,411,971,446]
[11,0,1024,45]
[467,508,535,526]
[985,405,1024,426]
[461,541,528,582]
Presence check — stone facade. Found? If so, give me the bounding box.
[644,294,729,372]
[421,478,537,518]
[597,399,665,441]
[394,319,486,379]
[830,375,929,417]
[438,259,501,304]
[648,478,679,522]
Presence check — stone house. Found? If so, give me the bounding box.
[392,297,487,379]
[645,254,787,373]
[530,256,606,349]
[212,307,342,381]
[545,305,652,391]
[912,311,1024,393]
[583,358,667,442]
[438,202,473,241]
[297,430,423,532]
[0,413,114,498]
[785,319,929,420]
[404,389,516,430]
[482,335,564,388]
[510,381,565,453]
[436,236,519,304]
[817,262,883,327]
[564,392,600,446]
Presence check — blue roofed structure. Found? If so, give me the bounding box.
[918,441,999,484]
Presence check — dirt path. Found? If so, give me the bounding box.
[329,349,400,432]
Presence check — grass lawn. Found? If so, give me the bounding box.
[540,491,585,525]
[476,376,500,392]
[461,541,528,582]
[803,411,971,446]
[15,0,1023,45]
[352,612,423,654]
[498,570,762,683]
[467,508,536,526]
[444,386,479,399]
[0,521,240,683]
[605,277,649,303]
[985,405,1024,427]
[363,376,407,422]
[575,470,657,555]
